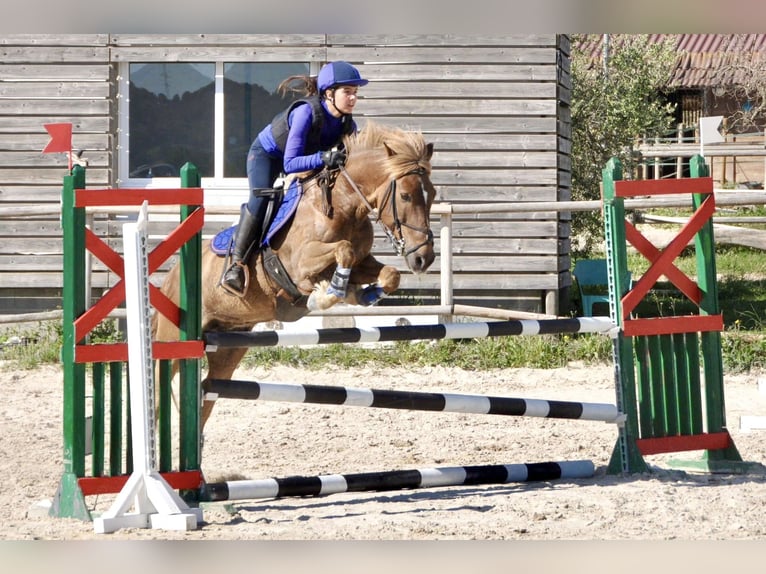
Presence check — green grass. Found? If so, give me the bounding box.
[238,332,614,371]
[620,245,766,330]
[1,320,760,373]
[0,318,120,369]
[0,321,62,368]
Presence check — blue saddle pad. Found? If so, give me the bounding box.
[211,225,236,255]
[210,179,304,256]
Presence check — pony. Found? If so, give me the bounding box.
[153,122,437,427]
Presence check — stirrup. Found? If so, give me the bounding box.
[219,261,250,298]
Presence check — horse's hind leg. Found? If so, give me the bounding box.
[201,346,250,429]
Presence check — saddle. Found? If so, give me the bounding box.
[212,169,336,304]
[210,180,301,257]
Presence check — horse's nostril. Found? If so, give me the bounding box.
[408,248,436,273]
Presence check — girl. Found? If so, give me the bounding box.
[221,60,369,297]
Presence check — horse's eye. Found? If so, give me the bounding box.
[400,192,412,202]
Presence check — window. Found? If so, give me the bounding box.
[119,61,311,196]
[223,62,310,178]
[127,63,215,180]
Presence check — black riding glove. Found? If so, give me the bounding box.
[321,148,347,169]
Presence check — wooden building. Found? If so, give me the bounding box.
[0,34,573,318]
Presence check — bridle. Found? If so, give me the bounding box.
[339,165,434,257]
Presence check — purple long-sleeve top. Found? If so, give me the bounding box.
[257,99,357,174]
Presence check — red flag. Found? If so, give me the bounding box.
[42,123,73,154]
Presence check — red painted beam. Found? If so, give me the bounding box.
[614,177,713,197]
[78,470,203,496]
[636,432,731,455]
[75,188,204,207]
[622,314,723,337]
[75,340,205,363]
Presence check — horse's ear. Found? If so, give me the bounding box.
[425,142,434,161]
[384,142,396,157]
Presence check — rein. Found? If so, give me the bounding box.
[339,165,433,257]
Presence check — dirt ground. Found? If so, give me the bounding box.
[2,359,766,546]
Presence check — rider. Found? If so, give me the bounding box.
[220,60,369,297]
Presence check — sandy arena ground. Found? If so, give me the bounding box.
[2,359,766,546]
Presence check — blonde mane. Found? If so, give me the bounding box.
[344,122,431,178]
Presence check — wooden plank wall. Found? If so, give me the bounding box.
[0,34,571,316]
[0,35,113,314]
[329,35,572,313]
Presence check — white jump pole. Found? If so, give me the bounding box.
[94,201,202,534]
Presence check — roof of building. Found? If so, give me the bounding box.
[575,34,766,88]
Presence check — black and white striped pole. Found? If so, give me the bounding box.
[203,317,618,351]
[203,379,623,423]
[202,460,596,502]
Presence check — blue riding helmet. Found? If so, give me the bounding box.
[317,61,369,91]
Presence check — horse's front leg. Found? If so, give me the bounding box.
[304,239,356,311]
[344,254,401,307]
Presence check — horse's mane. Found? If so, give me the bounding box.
[344,122,431,178]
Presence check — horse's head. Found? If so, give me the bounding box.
[376,140,436,273]
[343,124,436,273]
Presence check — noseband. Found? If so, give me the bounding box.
[339,166,434,257]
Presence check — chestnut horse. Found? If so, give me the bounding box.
[153,122,437,427]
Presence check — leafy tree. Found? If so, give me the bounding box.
[570,34,678,256]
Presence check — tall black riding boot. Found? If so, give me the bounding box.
[220,204,263,297]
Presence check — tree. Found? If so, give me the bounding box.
[570,34,678,256]
[711,34,766,133]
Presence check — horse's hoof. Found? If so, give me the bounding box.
[326,286,347,299]
[306,292,322,311]
[358,285,385,306]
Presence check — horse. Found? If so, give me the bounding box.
[153,121,437,428]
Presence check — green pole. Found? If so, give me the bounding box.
[689,154,743,466]
[50,165,91,520]
[109,361,123,476]
[178,162,202,479]
[91,362,105,476]
[158,359,172,473]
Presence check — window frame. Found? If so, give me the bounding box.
[116,60,318,207]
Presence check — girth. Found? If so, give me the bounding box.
[261,246,308,306]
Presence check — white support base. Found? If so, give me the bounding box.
[93,471,202,534]
[94,204,202,534]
